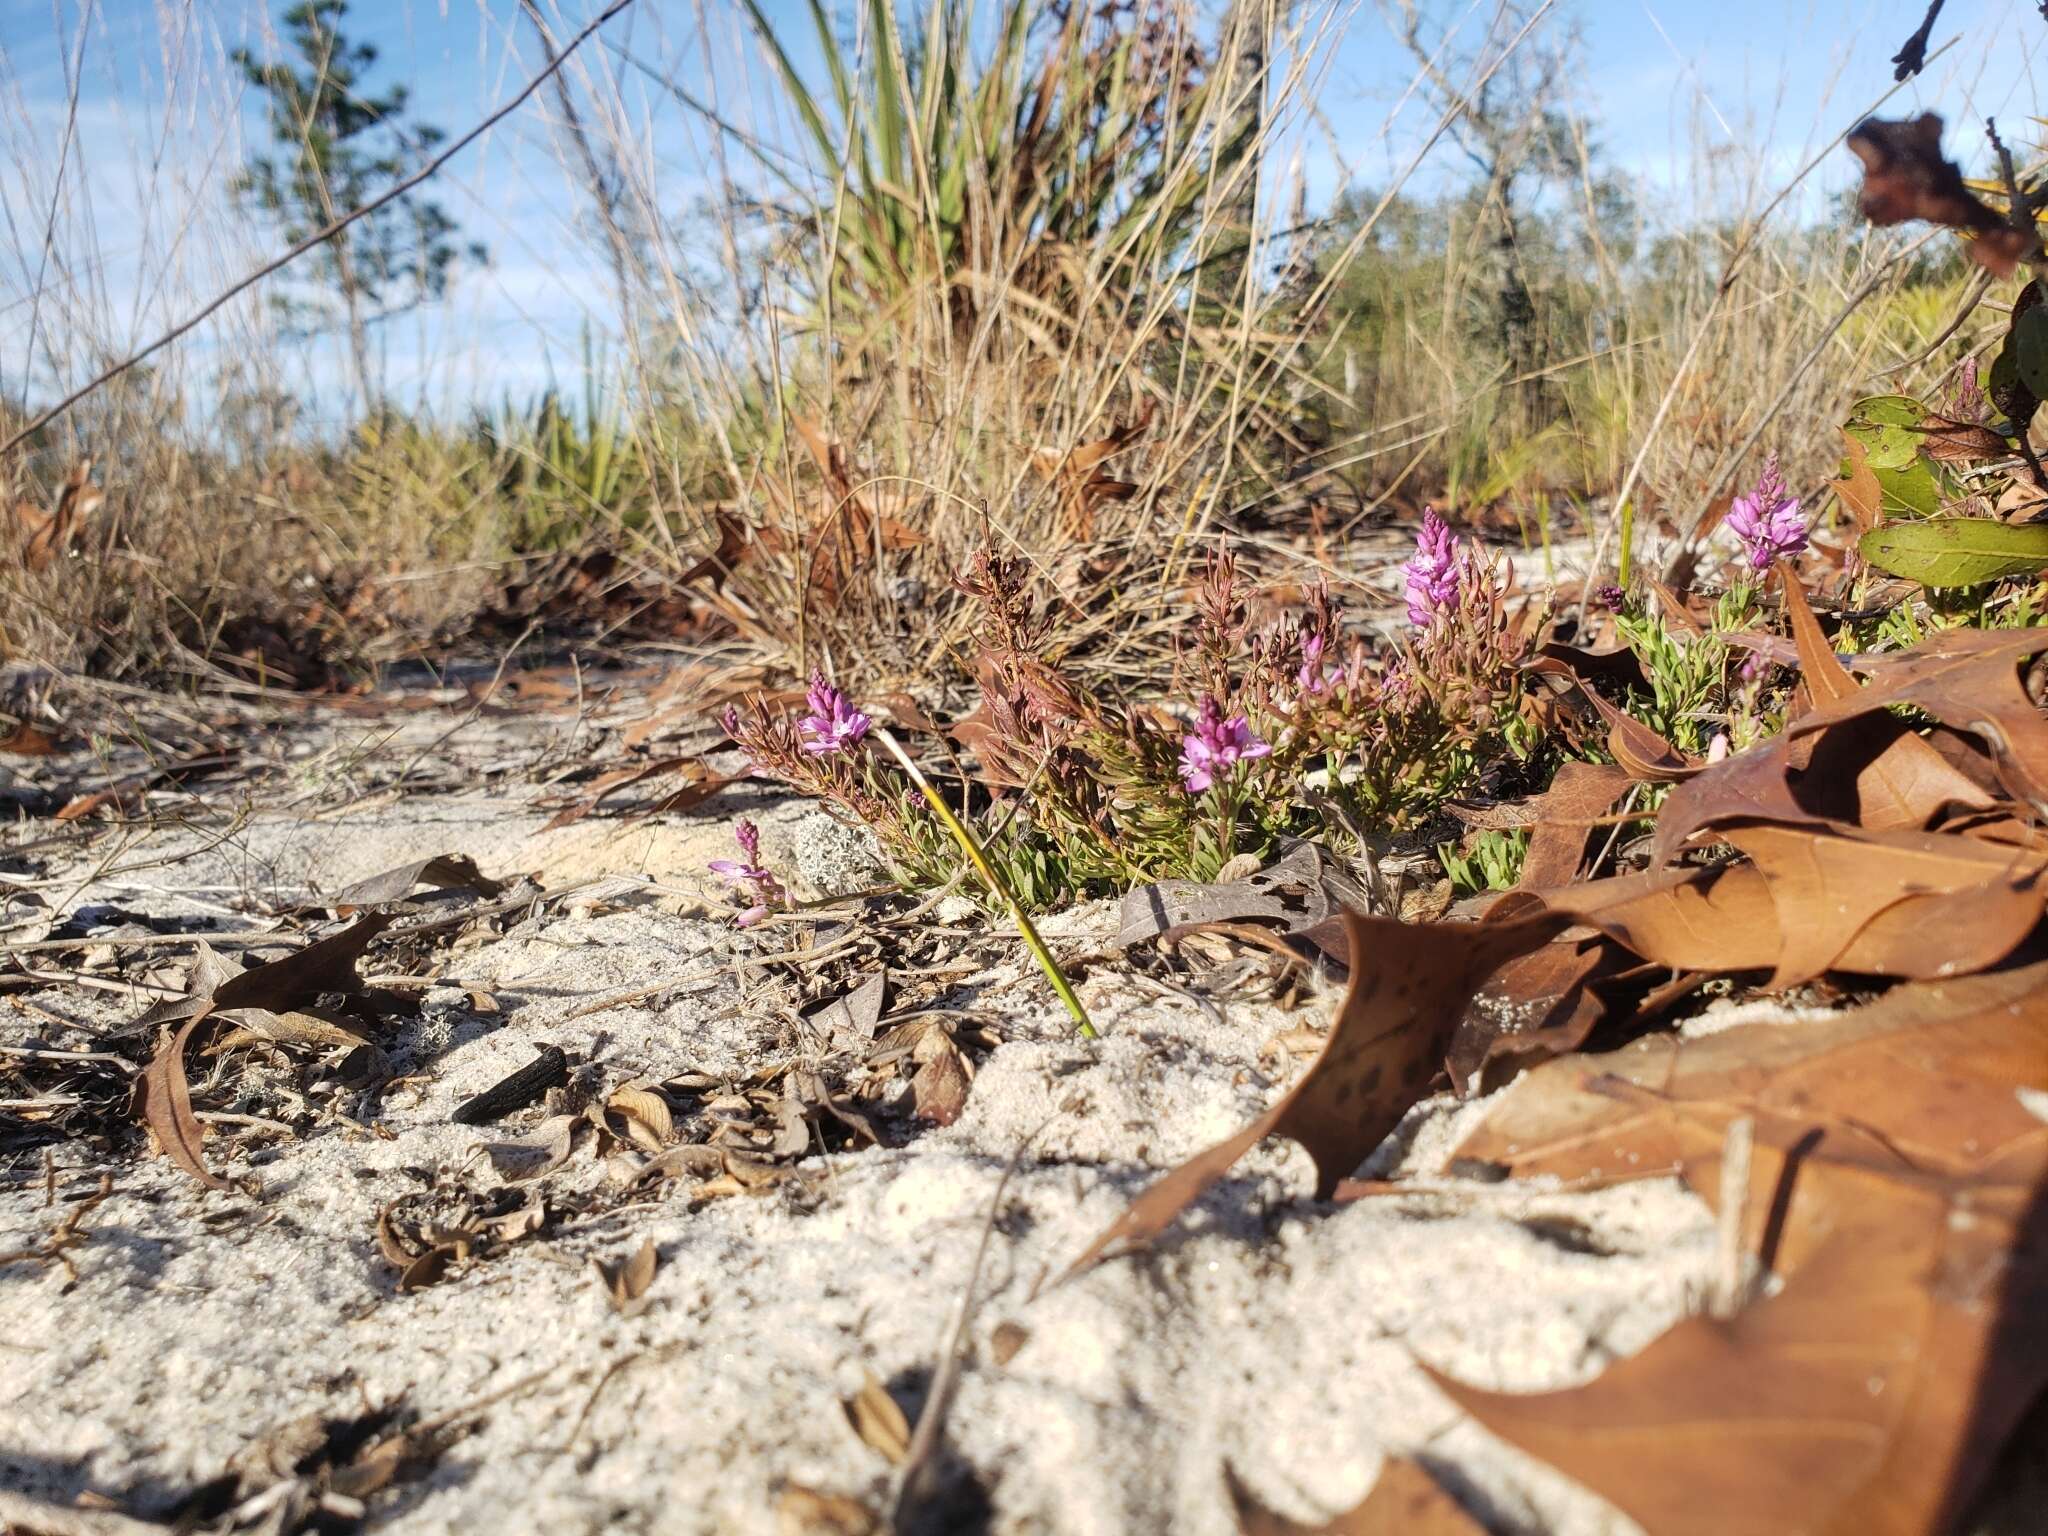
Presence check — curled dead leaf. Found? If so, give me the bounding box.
[136,1013,230,1191]
[597,1237,659,1316]
[606,1085,676,1151]
[473,1114,582,1183]
[909,1040,972,1126]
[843,1371,912,1466]
[330,853,502,906]
[397,1245,458,1293]
[1848,114,2037,274]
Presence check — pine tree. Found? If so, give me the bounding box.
[233,0,484,404]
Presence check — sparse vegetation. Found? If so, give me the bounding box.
[14,5,2048,1533]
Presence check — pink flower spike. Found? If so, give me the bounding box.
[798,671,872,756]
[1943,357,1987,423]
[1403,506,1463,626]
[1296,632,1331,696]
[1178,697,1271,793]
[1725,454,1807,572]
[710,820,784,926]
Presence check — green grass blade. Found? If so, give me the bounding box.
[870,726,1098,1039]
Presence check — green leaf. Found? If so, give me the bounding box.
[1860,518,2048,589]
[1841,395,1929,471]
[2016,304,2048,400]
[1870,457,1943,519]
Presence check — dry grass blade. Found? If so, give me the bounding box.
[889,1122,1045,1528]
[0,1490,170,1536]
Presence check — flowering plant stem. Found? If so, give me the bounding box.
[869,726,1099,1040]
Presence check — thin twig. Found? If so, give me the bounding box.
[1874,265,1996,379]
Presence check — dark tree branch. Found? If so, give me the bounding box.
[1892,0,1945,79]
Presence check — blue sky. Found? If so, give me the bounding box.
[4,0,2045,429]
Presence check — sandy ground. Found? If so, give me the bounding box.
[3,678,1732,1535]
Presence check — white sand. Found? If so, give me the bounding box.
[0,702,1722,1535]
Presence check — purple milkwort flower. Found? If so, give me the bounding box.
[1591,583,1626,613]
[1296,631,1333,696]
[797,672,871,756]
[708,818,785,927]
[1725,455,1807,572]
[1178,696,1271,793]
[1403,506,1464,627]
